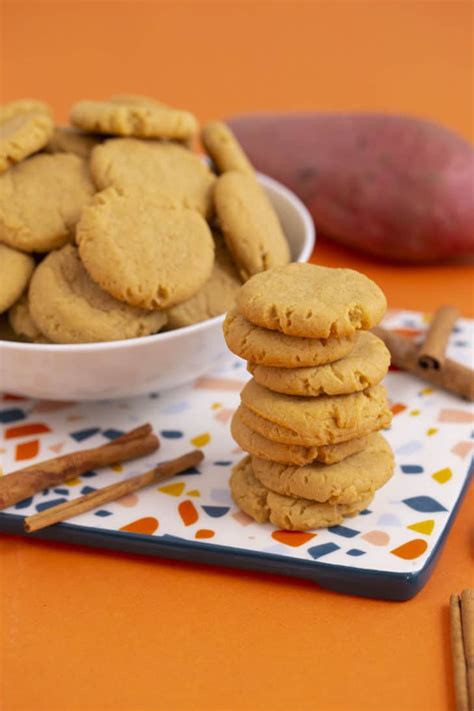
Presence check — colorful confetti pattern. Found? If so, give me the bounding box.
[0,311,472,594]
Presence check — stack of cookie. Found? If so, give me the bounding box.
[224,262,395,531]
[0,97,290,343]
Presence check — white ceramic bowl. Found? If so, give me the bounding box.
[0,174,315,400]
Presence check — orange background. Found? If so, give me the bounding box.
[1,2,473,710]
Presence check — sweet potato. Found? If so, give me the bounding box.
[227,113,474,263]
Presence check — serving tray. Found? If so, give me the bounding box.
[0,310,472,600]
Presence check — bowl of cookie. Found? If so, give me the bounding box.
[0,96,314,400]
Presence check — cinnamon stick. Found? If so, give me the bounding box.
[418,306,460,370]
[373,327,474,401]
[24,449,204,533]
[461,589,474,710]
[451,594,469,711]
[0,424,159,510]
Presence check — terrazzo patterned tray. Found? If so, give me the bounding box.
[0,310,472,601]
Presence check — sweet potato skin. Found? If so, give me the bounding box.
[227,113,474,263]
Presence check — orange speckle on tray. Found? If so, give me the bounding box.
[5,423,51,439]
[391,538,428,560]
[195,529,215,539]
[272,531,316,547]
[391,403,407,416]
[178,500,199,526]
[15,439,39,461]
[120,517,159,535]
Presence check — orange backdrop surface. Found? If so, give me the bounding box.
[0,2,473,711]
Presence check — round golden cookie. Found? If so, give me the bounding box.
[252,433,394,505]
[223,308,355,367]
[0,100,54,173]
[166,235,241,328]
[29,245,167,344]
[237,262,387,338]
[214,171,290,280]
[240,379,392,447]
[77,187,215,310]
[230,456,373,531]
[71,99,197,140]
[0,244,35,313]
[202,121,254,175]
[90,138,215,217]
[249,331,390,396]
[45,126,101,159]
[8,293,49,342]
[231,405,368,466]
[0,153,95,252]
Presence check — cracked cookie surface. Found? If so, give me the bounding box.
[251,433,394,504]
[90,138,215,217]
[214,171,290,280]
[232,404,368,465]
[77,187,215,310]
[29,245,167,343]
[0,153,95,252]
[223,308,355,367]
[0,100,53,173]
[249,331,390,396]
[230,456,373,530]
[240,380,392,446]
[0,244,35,313]
[71,99,197,140]
[237,262,386,338]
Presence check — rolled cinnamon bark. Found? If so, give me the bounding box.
[0,424,160,510]
[373,327,474,401]
[418,306,460,370]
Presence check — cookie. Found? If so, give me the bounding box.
[90,138,215,217]
[0,244,35,313]
[240,380,392,446]
[249,331,390,396]
[0,100,54,173]
[0,153,95,252]
[29,245,167,343]
[252,433,394,504]
[8,293,49,342]
[237,263,386,338]
[71,99,197,140]
[45,126,101,159]
[223,308,355,367]
[166,234,241,328]
[214,171,290,280]
[202,121,254,175]
[77,187,215,310]
[230,456,373,530]
[231,405,368,466]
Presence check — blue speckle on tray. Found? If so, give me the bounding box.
[347,549,366,557]
[307,542,340,559]
[95,510,113,517]
[401,464,424,474]
[0,408,26,423]
[70,427,100,442]
[102,429,124,440]
[201,506,230,518]
[36,498,67,512]
[160,430,183,439]
[14,496,33,509]
[329,525,360,538]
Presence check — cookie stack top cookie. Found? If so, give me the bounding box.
[225,262,395,531]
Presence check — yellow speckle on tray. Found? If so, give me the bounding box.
[191,433,210,447]
[426,428,438,436]
[159,482,185,497]
[66,477,82,486]
[432,467,452,484]
[211,402,222,410]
